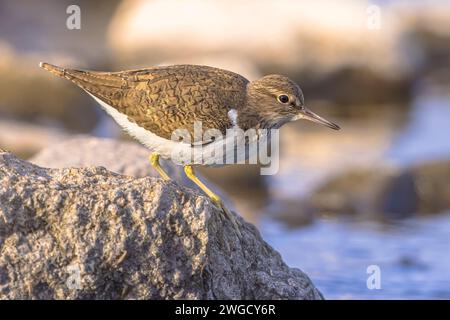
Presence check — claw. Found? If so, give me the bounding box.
[210,196,242,238]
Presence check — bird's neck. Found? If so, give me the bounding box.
[237,103,282,131]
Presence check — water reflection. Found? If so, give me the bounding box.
[263,212,450,299]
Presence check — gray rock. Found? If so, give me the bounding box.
[308,166,398,218]
[308,160,450,219]
[0,150,322,299]
[384,160,450,216]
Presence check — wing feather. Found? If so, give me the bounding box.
[40,63,248,144]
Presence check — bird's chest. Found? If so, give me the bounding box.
[186,128,269,166]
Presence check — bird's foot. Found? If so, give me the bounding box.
[210,194,242,238]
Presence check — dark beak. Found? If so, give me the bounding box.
[298,107,340,130]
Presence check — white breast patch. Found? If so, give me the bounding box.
[227,109,238,127]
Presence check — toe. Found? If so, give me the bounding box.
[210,194,223,207]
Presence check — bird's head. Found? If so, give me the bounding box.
[246,74,340,130]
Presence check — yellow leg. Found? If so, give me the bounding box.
[184,165,241,236]
[149,153,170,181]
[184,165,221,206]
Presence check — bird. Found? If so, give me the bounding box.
[40,62,340,232]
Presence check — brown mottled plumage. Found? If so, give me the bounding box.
[40,63,249,142]
[40,63,339,144]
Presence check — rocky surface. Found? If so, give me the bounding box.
[0,150,322,299]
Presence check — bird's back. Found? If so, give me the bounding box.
[40,63,249,141]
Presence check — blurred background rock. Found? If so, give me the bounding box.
[1,0,450,298]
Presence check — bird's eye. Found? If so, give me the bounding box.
[277,94,289,104]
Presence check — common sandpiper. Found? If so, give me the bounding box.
[40,62,340,231]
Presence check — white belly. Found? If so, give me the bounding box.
[88,93,185,159]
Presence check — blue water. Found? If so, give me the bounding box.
[262,213,450,299]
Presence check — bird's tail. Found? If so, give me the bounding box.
[39,62,125,92]
[39,62,67,78]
